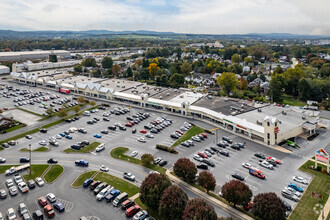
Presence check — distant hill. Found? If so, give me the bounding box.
[0,29,328,40]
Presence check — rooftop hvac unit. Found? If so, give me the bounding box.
[257,120,263,125]
[258,108,262,112]
[302,115,306,120]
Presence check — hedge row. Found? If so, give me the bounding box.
[156,144,178,154]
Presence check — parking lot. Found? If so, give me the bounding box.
[1,81,328,219]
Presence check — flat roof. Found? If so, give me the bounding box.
[194,96,255,116]
[61,75,101,84]
[150,88,185,101]
[170,91,204,105]
[100,79,143,92]
[237,105,311,134]
[0,50,69,56]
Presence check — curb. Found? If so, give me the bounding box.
[43,165,65,184]
[71,171,99,188]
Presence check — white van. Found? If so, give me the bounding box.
[83,111,90,116]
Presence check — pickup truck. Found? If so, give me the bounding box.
[75,159,89,167]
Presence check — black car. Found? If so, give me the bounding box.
[181,142,190,147]
[231,173,244,181]
[98,106,106,110]
[219,150,229,157]
[231,144,241,150]
[78,128,87,134]
[20,157,30,163]
[47,158,58,164]
[119,126,126,131]
[103,117,110,121]
[158,160,168,167]
[127,116,133,121]
[65,119,72,123]
[40,128,47,133]
[108,126,116,130]
[202,159,215,167]
[217,142,226,148]
[254,152,266,159]
[170,133,179,139]
[132,129,137,134]
[101,130,109,134]
[283,201,292,211]
[74,116,80,120]
[150,128,158,134]
[93,117,100,121]
[71,144,82,150]
[197,164,208,170]
[87,120,94,125]
[27,180,36,189]
[222,136,233,144]
[32,210,43,220]
[210,146,219,152]
[1,143,9,148]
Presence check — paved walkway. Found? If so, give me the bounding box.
[165,170,254,220]
[129,193,140,201]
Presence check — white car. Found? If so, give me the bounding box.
[100,165,109,172]
[96,185,112,200]
[6,179,14,188]
[14,174,23,184]
[145,133,154,138]
[7,208,16,220]
[130,151,138,157]
[18,203,28,215]
[259,160,273,170]
[284,187,302,197]
[242,162,252,169]
[39,140,46,146]
[138,137,146,143]
[47,193,56,203]
[18,182,29,193]
[9,186,18,196]
[192,136,201,142]
[96,143,105,152]
[293,176,308,185]
[35,177,44,186]
[193,154,203,162]
[55,135,62,139]
[149,170,160,175]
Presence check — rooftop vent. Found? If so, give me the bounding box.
[258,108,262,112]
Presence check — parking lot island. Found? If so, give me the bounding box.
[44,165,64,183]
[22,164,49,181]
[63,142,101,153]
[72,171,98,188]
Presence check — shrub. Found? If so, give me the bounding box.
[156,145,178,154]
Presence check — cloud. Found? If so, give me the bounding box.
[0,0,329,35]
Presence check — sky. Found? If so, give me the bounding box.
[0,0,329,35]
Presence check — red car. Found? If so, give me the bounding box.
[176,130,183,135]
[129,121,135,125]
[125,204,140,217]
[243,201,253,211]
[44,205,55,218]
[139,129,147,133]
[198,152,208,158]
[200,133,208,138]
[125,123,132,127]
[38,196,48,207]
[267,157,281,164]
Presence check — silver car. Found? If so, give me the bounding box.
[259,160,273,170]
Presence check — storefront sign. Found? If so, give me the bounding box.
[315,148,329,163]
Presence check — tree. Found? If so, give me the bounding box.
[231,54,242,64]
[159,185,188,220]
[72,105,81,114]
[182,198,217,220]
[141,154,154,167]
[197,171,216,193]
[147,63,160,79]
[77,96,86,104]
[244,57,254,65]
[90,101,96,106]
[319,63,330,78]
[57,109,68,118]
[92,69,102,78]
[49,54,57,62]
[101,56,113,69]
[173,158,197,183]
[46,108,54,116]
[228,63,243,74]
[168,73,185,88]
[259,73,266,82]
[180,63,192,75]
[139,68,149,81]
[252,192,286,220]
[126,67,133,77]
[205,58,227,73]
[139,173,172,209]
[160,74,168,87]
[273,65,284,74]
[298,78,311,101]
[82,57,97,67]
[217,72,239,95]
[134,59,143,69]
[240,79,248,90]
[112,64,122,78]
[268,74,285,102]
[74,64,82,72]
[221,180,253,207]
[284,67,305,96]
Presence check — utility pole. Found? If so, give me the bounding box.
[29,144,31,176]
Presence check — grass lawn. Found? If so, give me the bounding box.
[0,147,3,151]
[172,125,205,147]
[20,147,49,152]
[134,197,165,220]
[44,165,64,183]
[72,171,98,188]
[282,94,306,107]
[110,147,166,174]
[23,164,49,182]
[63,142,100,153]
[289,160,330,220]
[0,165,19,174]
[4,123,24,133]
[94,172,139,197]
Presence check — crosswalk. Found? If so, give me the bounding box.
[124,137,145,146]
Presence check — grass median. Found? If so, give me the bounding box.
[110,147,166,174]
[172,125,205,147]
[23,164,49,182]
[63,142,100,153]
[44,165,64,183]
[20,146,49,152]
[289,160,330,220]
[93,172,139,197]
[72,171,98,188]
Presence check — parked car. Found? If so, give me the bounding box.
[93,134,102,138]
[9,186,18,196]
[121,199,135,210]
[197,164,208,170]
[125,205,141,217]
[130,151,138,157]
[133,210,149,220]
[222,136,233,143]
[254,152,266,159]
[18,182,29,193]
[46,193,56,203]
[288,183,304,192]
[259,160,274,170]
[44,205,55,218]
[158,160,167,167]
[293,176,308,185]
[96,143,105,152]
[193,154,203,162]
[35,177,45,187]
[54,202,65,212]
[153,157,161,164]
[242,162,252,169]
[38,197,48,207]
[231,173,244,181]
[7,208,17,220]
[27,180,36,189]
[0,189,7,199]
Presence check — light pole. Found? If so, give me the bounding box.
[29,144,31,177]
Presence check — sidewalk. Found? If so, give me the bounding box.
[166,170,254,220]
[318,196,330,220]
[129,193,140,201]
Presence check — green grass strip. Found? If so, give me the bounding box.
[110,147,166,174]
[134,197,165,220]
[23,164,49,182]
[72,171,97,188]
[172,125,205,147]
[63,142,101,153]
[94,172,139,197]
[20,146,49,152]
[0,165,19,174]
[44,165,64,183]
